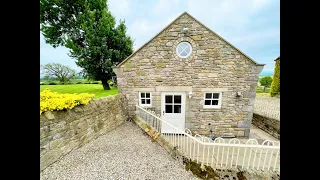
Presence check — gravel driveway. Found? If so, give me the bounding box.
[40,121,196,180]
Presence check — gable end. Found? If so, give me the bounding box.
[115,12,265,68]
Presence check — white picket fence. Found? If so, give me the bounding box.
[135,105,280,174]
[254,98,280,120]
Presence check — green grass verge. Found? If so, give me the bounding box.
[40,84,118,99]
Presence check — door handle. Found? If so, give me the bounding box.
[163,111,164,115]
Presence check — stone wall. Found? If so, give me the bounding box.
[40,94,128,172]
[252,113,280,139]
[114,13,263,137]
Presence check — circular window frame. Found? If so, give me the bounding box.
[176,42,192,58]
[172,37,197,61]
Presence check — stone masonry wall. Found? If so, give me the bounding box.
[252,113,280,139]
[40,94,128,172]
[114,13,263,137]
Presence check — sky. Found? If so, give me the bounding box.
[40,0,280,76]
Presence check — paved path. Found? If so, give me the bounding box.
[40,122,196,180]
[249,125,279,142]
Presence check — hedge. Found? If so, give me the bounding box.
[270,59,280,96]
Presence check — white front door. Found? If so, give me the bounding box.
[161,92,186,133]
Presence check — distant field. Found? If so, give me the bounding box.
[40,84,118,99]
[256,86,271,93]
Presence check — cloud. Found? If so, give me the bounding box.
[252,0,271,12]
[152,0,181,14]
[40,0,279,75]
[128,18,172,50]
[108,0,130,20]
[40,33,82,73]
[227,28,280,48]
[186,0,273,29]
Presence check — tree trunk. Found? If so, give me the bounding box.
[263,86,266,92]
[101,79,110,90]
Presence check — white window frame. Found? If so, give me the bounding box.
[176,42,192,58]
[139,92,152,107]
[203,92,222,109]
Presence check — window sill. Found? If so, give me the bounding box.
[139,105,153,108]
[200,108,222,112]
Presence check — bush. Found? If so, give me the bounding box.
[59,81,73,85]
[47,82,58,85]
[40,82,45,85]
[76,81,83,84]
[40,89,95,115]
[90,81,99,84]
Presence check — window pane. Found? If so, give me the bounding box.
[205,93,212,99]
[165,95,173,103]
[141,93,145,98]
[146,99,150,104]
[212,93,219,99]
[180,43,187,49]
[174,105,181,113]
[174,95,181,103]
[185,46,190,53]
[178,46,183,53]
[146,93,150,98]
[212,100,219,105]
[205,100,211,105]
[180,51,188,56]
[165,105,173,113]
[141,99,145,104]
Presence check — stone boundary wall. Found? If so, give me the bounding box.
[40,94,128,172]
[252,113,280,139]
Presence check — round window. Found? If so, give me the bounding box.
[176,42,192,58]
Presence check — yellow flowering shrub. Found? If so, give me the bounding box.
[40,89,95,115]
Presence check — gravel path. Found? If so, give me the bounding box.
[40,121,197,180]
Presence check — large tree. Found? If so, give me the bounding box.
[41,63,76,83]
[260,76,273,92]
[260,76,273,87]
[40,0,133,90]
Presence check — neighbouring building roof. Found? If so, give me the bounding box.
[115,11,265,68]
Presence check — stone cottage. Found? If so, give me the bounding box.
[113,12,265,137]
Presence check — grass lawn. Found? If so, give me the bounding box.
[40,84,118,99]
[256,87,271,93]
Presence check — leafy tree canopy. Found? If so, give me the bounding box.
[40,0,133,89]
[260,76,273,87]
[41,63,76,83]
